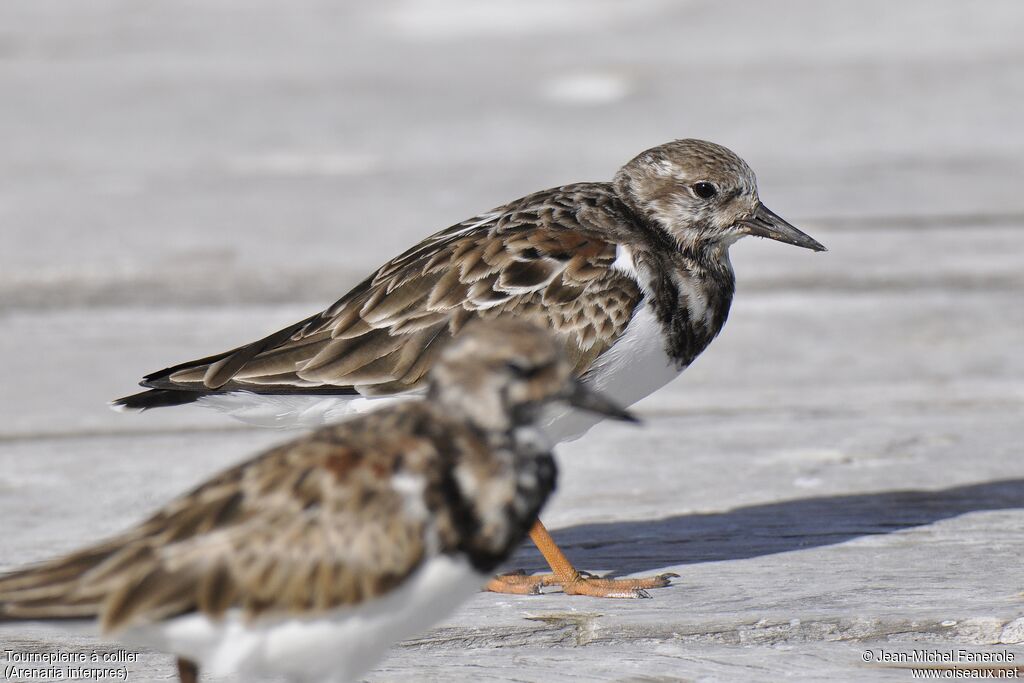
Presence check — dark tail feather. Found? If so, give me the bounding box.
[113,385,361,412]
[111,389,206,411]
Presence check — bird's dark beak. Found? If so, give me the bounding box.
[566,380,639,423]
[739,203,826,252]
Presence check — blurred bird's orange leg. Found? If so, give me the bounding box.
[486,519,677,598]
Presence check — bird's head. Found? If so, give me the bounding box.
[429,319,637,434]
[614,139,826,255]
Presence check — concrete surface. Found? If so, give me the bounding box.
[1,1,1023,681]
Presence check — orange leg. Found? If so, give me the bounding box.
[486,519,678,598]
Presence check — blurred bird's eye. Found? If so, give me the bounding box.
[505,361,529,377]
[505,361,544,379]
[692,182,718,199]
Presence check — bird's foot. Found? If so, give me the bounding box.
[485,569,549,595]
[486,569,677,598]
[559,571,678,598]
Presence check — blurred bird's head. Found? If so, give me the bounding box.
[429,319,636,434]
[614,138,826,256]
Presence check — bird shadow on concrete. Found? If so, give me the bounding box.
[502,478,1024,577]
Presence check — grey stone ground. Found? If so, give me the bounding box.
[1,1,1023,681]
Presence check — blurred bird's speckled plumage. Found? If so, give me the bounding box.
[1,320,634,682]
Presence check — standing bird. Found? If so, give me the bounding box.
[114,138,825,597]
[1,321,634,683]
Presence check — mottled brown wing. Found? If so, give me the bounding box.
[143,183,643,396]
[0,417,446,631]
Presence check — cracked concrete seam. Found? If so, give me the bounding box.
[397,615,1024,651]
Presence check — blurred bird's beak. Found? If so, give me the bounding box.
[739,203,827,252]
[566,380,639,423]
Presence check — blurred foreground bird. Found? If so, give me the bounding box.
[3,321,635,682]
[114,138,825,597]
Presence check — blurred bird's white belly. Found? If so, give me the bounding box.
[120,555,484,683]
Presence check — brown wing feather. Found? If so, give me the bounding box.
[0,406,462,631]
[141,183,642,395]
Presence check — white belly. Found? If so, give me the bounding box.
[119,555,485,683]
[542,301,680,443]
[196,391,417,429]
[586,302,680,405]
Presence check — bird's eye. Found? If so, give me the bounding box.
[692,182,718,199]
